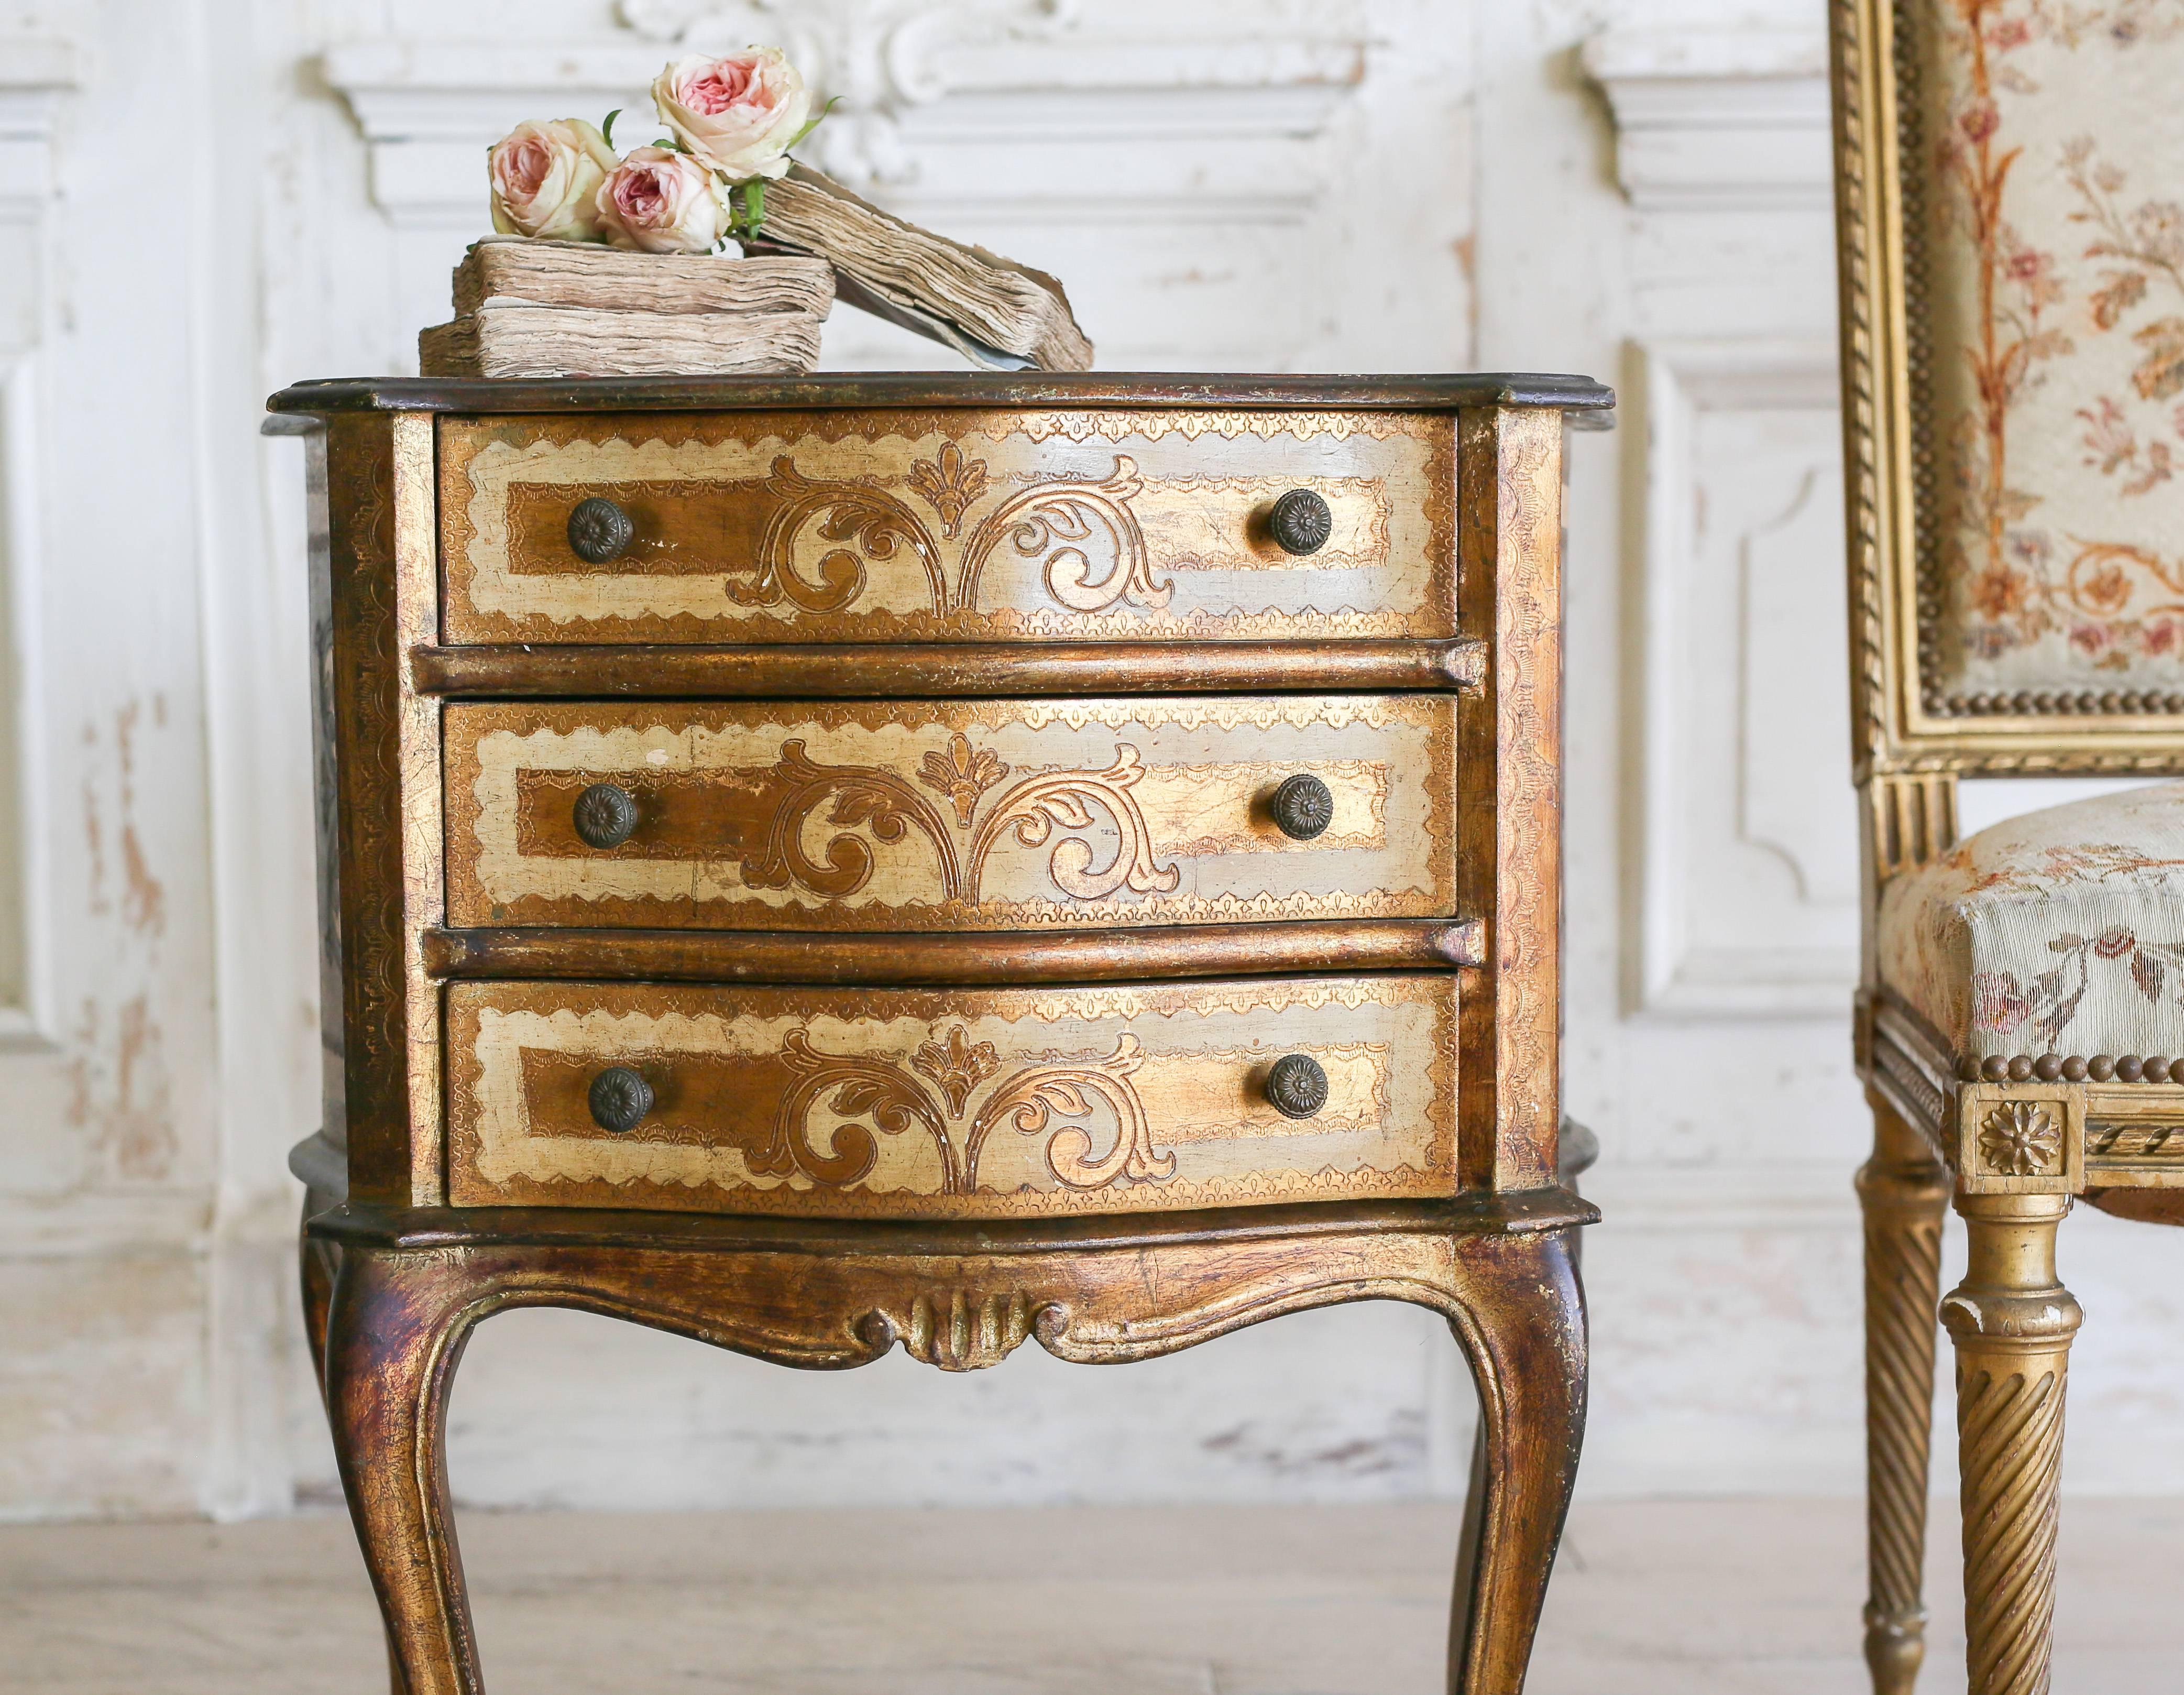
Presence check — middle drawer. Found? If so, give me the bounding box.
[444,695,1457,931]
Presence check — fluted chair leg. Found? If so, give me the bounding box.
[1858,1098,1948,1693]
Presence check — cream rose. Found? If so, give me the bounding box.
[651,49,813,181]
[594,147,731,254]
[488,118,617,242]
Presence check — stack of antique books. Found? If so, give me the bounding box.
[420,165,1092,378]
[421,240,833,378]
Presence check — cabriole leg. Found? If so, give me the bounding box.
[1444,1227,1586,1695]
[324,1243,491,1695]
[299,1187,342,1404]
[1942,1193,2080,1695]
[1858,1096,1948,1693]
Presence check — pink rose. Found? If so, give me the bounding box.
[488,119,617,242]
[594,147,730,254]
[651,49,813,181]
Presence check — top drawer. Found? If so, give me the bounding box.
[436,410,1454,645]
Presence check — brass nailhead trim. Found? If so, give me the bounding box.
[1963,1053,2176,1084]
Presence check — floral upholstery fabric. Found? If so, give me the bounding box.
[1909,0,2184,701]
[1879,781,2184,1058]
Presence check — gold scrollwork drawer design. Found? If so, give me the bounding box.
[443,695,1457,931]
[445,976,1457,1219]
[436,409,1453,644]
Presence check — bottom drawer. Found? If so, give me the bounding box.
[446,977,1456,1219]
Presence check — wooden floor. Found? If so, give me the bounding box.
[2,1496,2176,1692]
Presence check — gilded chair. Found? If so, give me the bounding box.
[1830,3,2184,1691]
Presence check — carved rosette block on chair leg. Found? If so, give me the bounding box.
[1857,1097,1949,1695]
[1940,1194,2082,1695]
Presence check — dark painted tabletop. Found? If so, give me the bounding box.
[267,370,1616,415]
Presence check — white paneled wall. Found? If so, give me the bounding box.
[1,0,2177,1524]
[1630,334,1852,1018]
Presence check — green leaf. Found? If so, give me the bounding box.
[602,107,622,148]
[784,95,843,154]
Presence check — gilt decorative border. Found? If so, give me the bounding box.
[1828,0,2184,772]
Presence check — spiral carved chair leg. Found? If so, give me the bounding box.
[1858,1098,1948,1694]
[1941,1193,2080,1695]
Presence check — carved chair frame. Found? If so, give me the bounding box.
[1831,1,2184,1690]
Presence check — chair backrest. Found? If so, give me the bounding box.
[1832,0,2184,796]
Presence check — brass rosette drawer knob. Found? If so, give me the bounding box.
[1267,487,1333,556]
[566,496,635,563]
[572,782,641,849]
[1268,772,1335,840]
[1264,1054,1330,1120]
[587,1067,655,1133]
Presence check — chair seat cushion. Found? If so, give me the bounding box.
[1878,782,2184,1065]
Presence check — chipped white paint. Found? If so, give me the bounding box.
[0,4,290,1523]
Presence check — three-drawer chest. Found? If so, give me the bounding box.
[272,372,1610,1695]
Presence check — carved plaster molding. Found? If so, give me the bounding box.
[0,38,79,213]
[1602,34,1852,1023]
[614,0,1079,183]
[1582,29,1830,212]
[322,21,1363,224]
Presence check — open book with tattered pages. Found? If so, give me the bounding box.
[419,165,1093,378]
